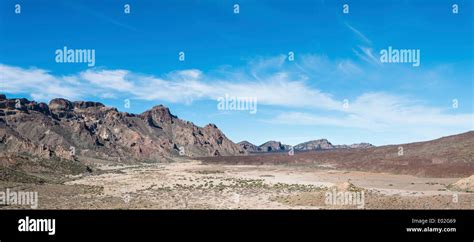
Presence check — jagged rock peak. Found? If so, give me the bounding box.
[259,141,291,152]
[238,141,261,152]
[294,139,334,150]
[141,105,177,122]
[73,101,105,109]
[49,98,73,111]
[205,123,219,129]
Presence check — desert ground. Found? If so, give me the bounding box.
[1,158,472,209]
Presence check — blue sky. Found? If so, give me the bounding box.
[0,0,473,146]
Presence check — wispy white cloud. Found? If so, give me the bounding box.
[345,23,382,66]
[345,23,372,45]
[0,65,85,100]
[353,46,381,65]
[337,60,363,75]
[269,92,473,142]
[0,63,341,110]
[1,54,471,144]
[80,69,134,92]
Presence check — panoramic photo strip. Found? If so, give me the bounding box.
[0,0,472,241]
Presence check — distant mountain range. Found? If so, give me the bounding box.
[238,139,374,153]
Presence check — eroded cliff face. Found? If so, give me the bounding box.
[0,94,245,163]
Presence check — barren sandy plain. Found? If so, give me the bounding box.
[2,158,471,209]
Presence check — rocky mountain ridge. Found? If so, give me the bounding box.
[238,139,374,153]
[0,94,244,163]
